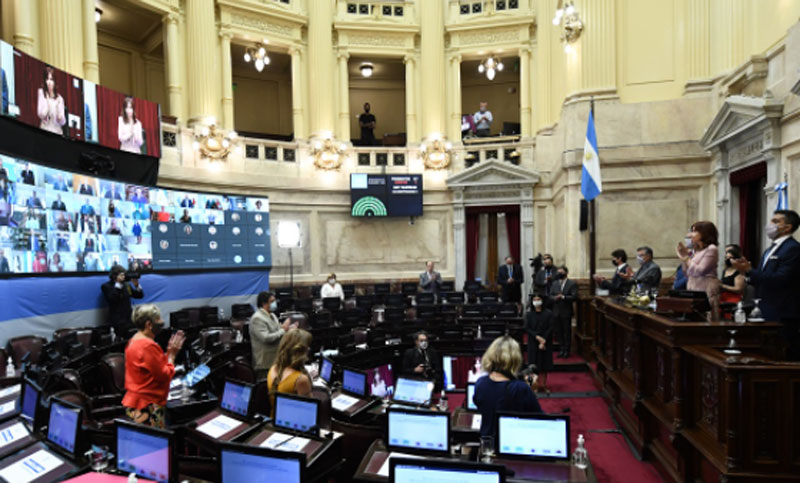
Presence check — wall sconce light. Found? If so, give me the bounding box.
[95,7,103,23]
[360,63,374,78]
[244,40,270,72]
[311,136,347,170]
[192,123,239,161]
[421,136,452,170]
[552,1,583,52]
[478,55,504,80]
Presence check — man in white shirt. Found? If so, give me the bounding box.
[473,101,493,137]
[320,273,345,301]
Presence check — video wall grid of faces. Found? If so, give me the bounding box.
[0,155,270,275]
[0,40,161,158]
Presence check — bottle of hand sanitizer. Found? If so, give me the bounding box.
[5,357,13,377]
[734,301,746,324]
[572,434,588,469]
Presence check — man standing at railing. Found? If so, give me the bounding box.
[473,101,493,137]
[359,102,377,146]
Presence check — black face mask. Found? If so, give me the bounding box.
[150,321,165,336]
[612,260,619,267]
[725,258,732,267]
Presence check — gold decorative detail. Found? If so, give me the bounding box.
[552,1,583,52]
[229,11,294,37]
[421,137,452,170]
[312,137,347,170]
[192,124,239,161]
[458,28,519,47]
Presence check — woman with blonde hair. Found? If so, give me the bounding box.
[267,328,313,417]
[473,335,543,437]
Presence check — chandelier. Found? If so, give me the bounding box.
[244,41,270,72]
[192,123,238,161]
[478,56,504,80]
[552,1,583,53]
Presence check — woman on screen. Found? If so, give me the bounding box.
[32,251,47,273]
[267,328,313,418]
[371,368,387,398]
[118,96,144,154]
[49,252,64,272]
[37,66,66,135]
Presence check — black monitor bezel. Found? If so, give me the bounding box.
[340,367,368,398]
[217,440,306,483]
[319,356,335,385]
[389,457,506,483]
[220,378,255,418]
[114,419,176,483]
[465,382,477,410]
[495,411,571,460]
[391,376,435,406]
[385,406,451,456]
[273,392,321,436]
[20,377,42,428]
[46,396,84,459]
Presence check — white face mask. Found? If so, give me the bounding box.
[328,278,335,285]
[419,341,428,350]
[636,255,645,265]
[766,223,781,240]
[684,237,694,249]
[533,300,543,308]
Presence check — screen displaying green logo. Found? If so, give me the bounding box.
[351,196,388,216]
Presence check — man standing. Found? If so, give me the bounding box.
[473,101,493,137]
[549,266,578,358]
[534,254,556,298]
[498,256,524,307]
[249,291,293,380]
[633,246,662,292]
[733,210,800,359]
[20,163,35,185]
[101,265,143,327]
[419,261,442,295]
[0,249,9,273]
[402,331,442,388]
[359,103,376,146]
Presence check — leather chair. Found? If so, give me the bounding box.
[251,380,270,416]
[331,418,383,480]
[54,328,94,349]
[352,329,368,345]
[45,368,82,393]
[229,360,255,384]
[309,388,331,429]
[283,312,309,330]
[7,335,47,366]
[52,389,124,448]
[98,353,125,395]
[200,327,235,347]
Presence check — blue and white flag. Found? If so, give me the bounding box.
[581,110,602,201]
[775,182,788,210]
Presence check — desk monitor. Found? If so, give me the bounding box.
[466,383,477,410]
[415,293,434,305]
[401,282,418,295]
[373,283,391,295]
[390,458,505,483]
[219,441,305,483]
[392,377,434,406]
[273,393,320,436]
[341,368,368,397]
[322,297,341,311]
[384,294,405,308]
[115,420,174,483]
[444,292,464,304]
[21,378,41,426]
[220,379,254,417]
[496,413,570,460]
[46,397,82,458]
[319,357,334,384]
[386,407,450,456]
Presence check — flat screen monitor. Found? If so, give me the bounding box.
[115,420,173,483]
[21,378,40,423]
[322,297,341,310]
[219,442,304,483]
[350,174,422,217]
[319,357,334,384]
[386,407,449,455]
[273,393,319,435]
[497,413,570,460]
[341,368,367,397]
[220,380,253,417]
[392,377,434,405]
[366,364,395,398]
[46,398,81,456]
[390,458,505,483]
[443,355,485,390]
[466,383,477,410]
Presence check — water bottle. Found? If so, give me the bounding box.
[235,329,243,343]
[218,307,224,323]
[110,327,116,344]
[477,325,482,339]
[572,434,588,469]
[734,301,746,324]
[438,390,448,411]
[5,357,13,377]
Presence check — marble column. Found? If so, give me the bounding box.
[81,0,99,83]
[453,193,466,289]
[185,0,220,124]
[403,54,418,143]
[521,195,535,299]
[447,54,462,142]
[307,0,336,137]
[337,51,350,141]
[420,0,446,138]
[40,0,83,76]
[162,13,185,121]
[519,46,531,138]
[290,47,306,139]
[13,0,37,55]
[220,31,234,131]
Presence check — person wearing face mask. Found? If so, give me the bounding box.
[402,331,442,387]
[473,101,493,137]
[632,246,662,293]
[101,264,143,327]
[534,254,556,300]
[250,291,294,380]
[549,266,578,358]
[498,256,524,309]
[677,221,720,320]
[593,249,634,295]
[732,210,800,359]
[123,304,185,428]
[719,244,746,305]
[525,293,553,392]
[320,272,345,301]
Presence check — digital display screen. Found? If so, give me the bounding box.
[342,369,366,396]
[0,155,271,274]
[393,462,502,483]
[367,364,394,398]
[467,383,477,410]
[274,396,317,434]
[47,401,78,454]
[497,415,569,459]
[116,426,170,483]
[221,450,301,483]
[319,358,333,384]
[393,378,434,405]
[21,382,38,421]
[350,174,422,217]
[221,381,252,417]
[443,355,485,390]
[387,410,448,454]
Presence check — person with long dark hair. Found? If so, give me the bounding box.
[118,96,144,153]
[37,66,65,134]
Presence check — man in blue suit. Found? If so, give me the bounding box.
[733,210,800,360]
[498,256,524,308]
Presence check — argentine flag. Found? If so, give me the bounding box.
[581,110,602,201]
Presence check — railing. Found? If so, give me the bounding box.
[340,0,411,18]
[351,146,411,168]
[454,0,521,16]
[241,136,299,164]
[459,136,529,168]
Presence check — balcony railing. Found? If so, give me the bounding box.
[340,0,411,18]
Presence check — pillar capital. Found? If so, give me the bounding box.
[403,54,416,65]
[219,30,234,41]
[449,53,462,64]
[337,50,350,61]
[519,45,532,56]
[289,46,303,57]
[163,12,180,26]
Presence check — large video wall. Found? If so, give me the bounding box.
[0,155,270,275]
[0,40,161,158]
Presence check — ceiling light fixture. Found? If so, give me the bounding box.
[95,7,103,23]
[244,40,270,72]
[360,63,374,78]
[478,55,504,80]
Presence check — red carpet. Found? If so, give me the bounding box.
[544,371,598,393]
[554,353,586,365]
[584,432,663,482]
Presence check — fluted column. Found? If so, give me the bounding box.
[40,0,83,76]
[307,0,336,137]
[289,47,306,139]
[579,0,616,92]
[337,51,350,141]
[519,46,531,138]
[220,31,234,131]
[534,0,552,130]
[447,54,462,142]
[185,0,221,124]
[420,0,446,138]
[81,0,99,82]
[13,0,37,56]
[686,0,710,80]
[403,54,418,143]
[162,13,185,121]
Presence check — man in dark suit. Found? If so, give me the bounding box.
[549,266,578,358]
[498,256,524,307]
[101,265,144,327]
[633,246,662,292]
[419,261,442,294]
[20,163,35,185]
[534,254,556,299]
[0,249,9,273]
[51,194,67,211]
[402,331,442,390]
[593,249,634,295]
[733,210,800,360]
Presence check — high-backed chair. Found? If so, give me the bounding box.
[229,360,256,384]
[309,388,331,429]
[200,327,235,348]
[331,418,383,480]
[7,335,47,366]
[283,312,310,330]
[98,353,125,395]
[45,368,82,393]
[251,380,270,416]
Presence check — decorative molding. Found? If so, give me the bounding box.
[229,11,295,37]
[457,27,519,46]
[347,32,407,47]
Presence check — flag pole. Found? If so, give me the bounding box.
[589,98,597,295]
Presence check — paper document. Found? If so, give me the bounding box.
[471,414,482,430]
[260,432,310,452]
[0,422,30,448]
[331,394,359,412]
[196,414,243,438]
[0,448,64,483]
[0,400,16,416]
[0,385,21,398]
[377,453,425,477]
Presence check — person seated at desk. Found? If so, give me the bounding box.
[593,249,634,294]
[320,273,344,301]
[250,291,293,380]
[267,328,313,417]
[473,335,542,437]
[720,244,746,305]
[122,304,185,428]
[402,331,442,388]
[526,293,553,393]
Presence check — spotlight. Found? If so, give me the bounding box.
[360,63,374,78]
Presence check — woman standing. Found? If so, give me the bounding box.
[677,221,721,320]
[720,244,746,305]
[525,293,554,393]
[267,328,313,417]
[37,66,66,135]
[320,273,345,301]
[122,304,185,428]
[118,96,144,154]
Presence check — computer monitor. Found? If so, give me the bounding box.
[322,297,341,311]
[273,393,320,435]
[386,407,450,456]
[219,442,305,483]
[319,357,334,384]
[466,383,477,410]
[220,379,253,417]
[496,413,570,460]
[115,420,174,483]
[21,378,41,424]
[47,397,82,457]
[415,293,434,305]
[392,377,434,405]
[440,281,455,292]
[384,294,406,307]
[444,292,464,304]
[390,458,505,483]
[341,368,367,397]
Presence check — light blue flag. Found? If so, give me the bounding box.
[775,182,788,210]
[581,110,602,201]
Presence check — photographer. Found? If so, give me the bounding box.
[101,264,143,328]
[473,335,543,437]
[402,331,442,388]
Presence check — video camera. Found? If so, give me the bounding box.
[517,364,539,386]
[529,253,543,273]
[124,271,141,282]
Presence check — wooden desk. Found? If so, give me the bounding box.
[184,409,262,455]
[244,424,342,481]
